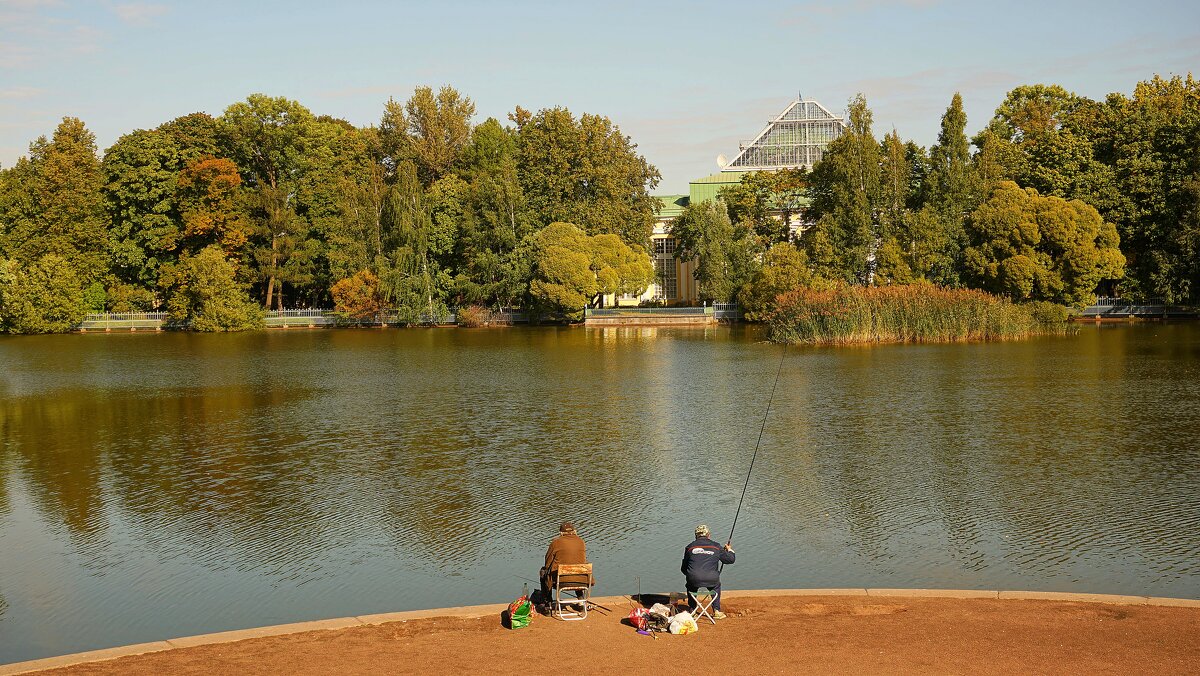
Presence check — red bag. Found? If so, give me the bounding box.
[628,607,649,631]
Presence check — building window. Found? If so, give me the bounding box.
[652,237,678,299]
[656,258,677,299]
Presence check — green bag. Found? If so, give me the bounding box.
[508,596,532,629]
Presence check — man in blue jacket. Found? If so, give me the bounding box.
[681,524,735,619]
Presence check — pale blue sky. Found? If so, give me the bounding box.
[1,0,1197,192]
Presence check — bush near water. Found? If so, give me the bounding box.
[766,284,1066,345]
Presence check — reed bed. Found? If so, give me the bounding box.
[767,284,1065,345]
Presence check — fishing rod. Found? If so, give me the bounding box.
[722,345,787,570]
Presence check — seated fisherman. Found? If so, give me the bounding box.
[540,522,589,599]
[681,524,735,620]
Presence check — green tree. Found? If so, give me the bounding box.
[983,84,1117,213]
[878,130,912,242]
[964,181,1124,306]
[873,238,915,286]
[0,118,107,284]
[524,222,652,314]
[455,118,533,308]
[325,126,388,283]
[670,199,757,302]
[922,92,981,285]
[591,233,654,300]
[927,94,979,220]
[220,95,320,308]
[161,246,263,331]
[378,161,449,323]
[739,242,812,320]
[510,106,660,246]
[399,86,476,185]
[1095,74,1200,301]
[293,116,379,304]
[719,168,808,244]
[0,255,87,334]
[101,129,184,289]
[525,222,596,316]
[158,112,222,164]
[971,119,1022,194]
[805,94,881,283]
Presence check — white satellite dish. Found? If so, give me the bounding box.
[716,153,728,168]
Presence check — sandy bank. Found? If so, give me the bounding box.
[7,590,1199,675]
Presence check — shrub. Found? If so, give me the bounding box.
[1024,300,1070,324]
[0,255,87,334]
[161,246,263,332]
[456,304,494,327]
[331,270,383,323]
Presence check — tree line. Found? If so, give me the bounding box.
[674,74,1198,319]
[0,87,659,332]
[1,75,1196,333]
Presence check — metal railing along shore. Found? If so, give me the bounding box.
[76,305,739,331]
[1081,297,1197,318]
[76,309,463,331]
[584,306,713,317]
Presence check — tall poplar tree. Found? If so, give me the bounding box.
[805,94,881,283]
[456,118,533,307]
[924,93,978,285]
[379,161,448,322]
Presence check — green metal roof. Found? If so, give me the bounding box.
[689,171,746,185]
[689,171,745,204]
[655,194,689,218]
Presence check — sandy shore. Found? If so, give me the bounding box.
[10,591,1199,675]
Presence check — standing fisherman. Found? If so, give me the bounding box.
[681,524,735,619]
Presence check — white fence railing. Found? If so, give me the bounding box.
[1080,297,1196,317]
[76,309,499,330]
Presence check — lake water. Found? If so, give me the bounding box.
[2,324,1199,663]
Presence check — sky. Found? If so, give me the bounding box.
[1,0,1197,193]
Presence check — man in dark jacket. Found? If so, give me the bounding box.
[540,522,589,599]
[681,524,735,619]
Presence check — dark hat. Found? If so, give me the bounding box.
[559,522,576,533]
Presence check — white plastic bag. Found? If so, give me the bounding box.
[648,602,672,617]
[669,610,698,634]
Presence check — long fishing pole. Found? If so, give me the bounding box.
[722,346,787,569]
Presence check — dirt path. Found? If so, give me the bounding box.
[30,596,1200,675]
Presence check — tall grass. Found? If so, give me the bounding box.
[767,284,1065,345]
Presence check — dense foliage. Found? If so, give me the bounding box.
[964,182,1124,305]
[0,87,659,332]
[0,75,1193,334]
[700,75,1195,319]
[161,246,263,332]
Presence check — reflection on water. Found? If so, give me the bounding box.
[2,324,1199,662]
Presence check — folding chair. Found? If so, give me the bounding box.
[688,588,718,624]
[552,563,594,621]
